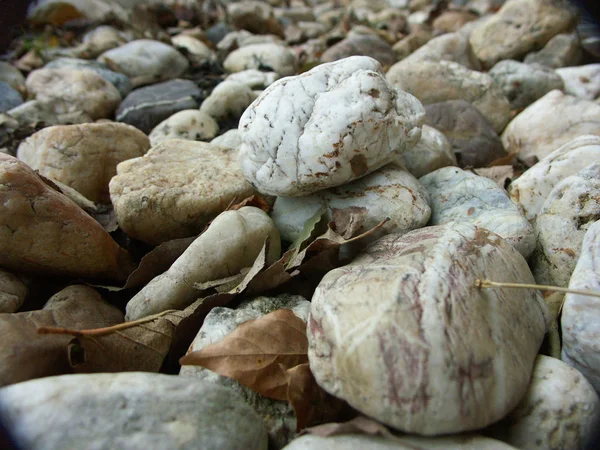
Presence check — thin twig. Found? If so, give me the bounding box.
[475,279,600,299]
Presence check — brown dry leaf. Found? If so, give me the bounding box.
[474,166,515,189]
[225,194,271,213]
[331,206,368,239]
[303,415,401,440]
[180,309,308,400]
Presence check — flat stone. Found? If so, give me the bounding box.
[556,64,600,101]
[419,167,535,257]
[239,56,424,196]
[501,90,600,163]
[0,373,268,450]
[531,163,600,287]
[223,43,297,77]
[181,294,310,449]
[149,110,219,146]
[116,79,202,134]
[425,100,506,168]
[488,59,564,110]
[509,135,600,221]
[17,122,150,204]
[562,220,600,392]
[199,80,258,123]
[0,81,23,114]
[308,222,549,435]
[211,129,242,150]
[0,268,27,314]
[0,62,25,92]
[387,60,512,133]
[25,68,121,120]
[98,39,189,87]
[486,355,600,450]
[523,33,582,69]
[321,34,396,68]
[109,139,255,245]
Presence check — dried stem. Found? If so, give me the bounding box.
[475,279,600,299]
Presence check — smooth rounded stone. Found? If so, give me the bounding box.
[223,43,297,77]
[98,39,189,87]
[116,79,202,134]
[283,434,519,450]
[509,135,600,222]
[486,355,600,450]
[308,222,550,435]
[0,372,268,450]
[78,25,128,58]
[387,60,512,133]
[321,34,396,68]
[419,167,535,257]
[0,269,27,314]
[0,154,133,281]
[468,0,578,69]
[0,82,23,114]
[239,56,425,197]
[109,139,255,244]
[172,34,216,65]
[531,163,600,287]
[488,60,564,110]
[27,0,128,25]
[501,90,600,163]
[275,5,315,22]
[125,207,280,320]
[392,26,434,61]
[149,110,219,146]
[6,100,92,127]
[523,32,582,69]
[556,64,600,101]
[432,9,479,33]
[272,164,431,243]
[17,122,150,204]
[367,8,408,34]
[291,21,329,42]
[199,80,258,123]
[0,62,25,92]
[399,124,457,178]
[562,220,600,391]
[217,30,257,53]
[45,57,132,98]
[25,68,121,120]
[211,129,242,150]
[228,0,282,37]
[424,100,505,168]
[226,69,279,89]
[181,294,309,448]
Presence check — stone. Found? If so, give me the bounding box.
[321,34,396,68]
[432,9,479,34]
[25,68,121,120]
[125,207,280,320]
[27,0,128,25]
[0,154,134,281]
[523,33,582,69]
[556,64,600,101]
[116,79,202,134]
[0,269,27,314]
[223,43,297,77]
[211,129,242,150]
[225,70,279,89]
[77,25,128,58]
[531,163,600,287]
[308,222,550,435]
[109,139,255,245]
[239,56,425,197]
[45,57,132,98]
[199,80,258,123]
[387,60,512,133]
[509,135,600,221]
[0,62,25,92]
[488,60,564,110]
[272,164,431,243]
[486,355,600,450]
[148,110,219,146]
[205,22,233,45]
[171,34,216,66]
[469,0,578,69]
[228,0,283,37]
[419,167,535,257]
[98,39,189,87]
[562,220,600,392]
[0,82,23,114]
[501,90,600,163]
[392,26,433,61]
[0,373,268,450]
[367,8,409,36]
[424,100,506,168]
[7,100,91,127]
[17,123,150,204]
[181,294,310,449]
[399,124,457,178]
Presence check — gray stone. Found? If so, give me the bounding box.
[0,82,23,114]
[0,373,268,450]
[199,80,258,123]
[321,34,397,68]
[524,33,582,69]
[116,79,202,134]
[399,124,457,178]
[0,268,27,314]
[0,62,25,92]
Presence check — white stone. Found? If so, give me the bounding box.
[556,64,600,101]
[239,56,425,196]
[509,135,600,222]
[0,269,27,314]
[172,34,216,65]
[223,43,297,77]
[148,110,219,146]
[399,124,457,178]
[308,222,550,435]
[200,80,258,122]
[210,129,242,150]
[78,25,128,58]
[226,70,279,89]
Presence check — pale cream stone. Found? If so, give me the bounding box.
[148,110,219,146]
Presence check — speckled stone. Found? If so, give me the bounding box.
[398,124,457,178]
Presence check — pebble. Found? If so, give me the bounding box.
[77,25,129,59]
[0,81,23,114]
[392,25,433,61]
[7,100,91,127]
[225,69,279,89]
[223,43,297,76]
[432,9,479,34]
[523,33,582,69]
[556,64,600,101]
[0,268,27,314]
[321,34,396,68]
[210,129,242,150]
[28,0,128,25]
[149,110,219,146]
[199,80,258,123]
[109,139,255,245]
[0,62,25,92]
[171,34,216,66]
[398,124,457,178]
[0,372,268,450]
[228,0,283,37]
[308,222,549,435]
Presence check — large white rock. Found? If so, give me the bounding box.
[509,135,600,221]
[223,43,297,77]
[239,56,425,196]
[398,124,456,178]
[562,220,600,391]
[0,372,268,450]
[419,167,535,258]
[308,222,550,435]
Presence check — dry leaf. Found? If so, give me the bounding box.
[474,166,515,189]
[331,206,368,239]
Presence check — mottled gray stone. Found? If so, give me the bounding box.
[398,124,457,178]
[524,33,582,69]
[0,82,23,114]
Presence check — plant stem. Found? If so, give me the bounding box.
[475,279,600,298]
